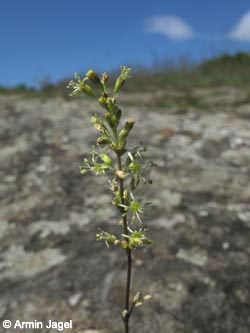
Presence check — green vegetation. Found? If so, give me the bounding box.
[0,84,35,96]
[2,52,250,98]
[122,52,250,91]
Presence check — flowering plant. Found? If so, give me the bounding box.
[68,66,154,333]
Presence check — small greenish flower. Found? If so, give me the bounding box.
[128,160,141,173]
[119,192,144,223]
[130,201,143,222]
[96,229,119,247]
[122,227,152,249]
[67,73,95,97]
[80,149,114,176]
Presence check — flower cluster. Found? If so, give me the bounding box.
[68,67,154,249]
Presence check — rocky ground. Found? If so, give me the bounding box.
[0,87,250,333]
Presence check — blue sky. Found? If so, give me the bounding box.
[1,0,250,87]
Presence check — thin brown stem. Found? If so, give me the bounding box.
[116,152,132,333]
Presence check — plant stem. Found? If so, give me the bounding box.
[116,152,132,333]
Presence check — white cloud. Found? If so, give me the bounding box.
[145,15,194,40]
[230,11,250,41]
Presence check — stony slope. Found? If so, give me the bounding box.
[0,88,250,333]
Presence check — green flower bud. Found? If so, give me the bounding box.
[94,124,104,133]
[106,97,116,113]
[114,76,125,94]
[86,69,101,85]
[119,129,129,142]
[104,112,118,128]
[133,292,141,304]
[98,96,108,109]
[112,190,122,206]
[123,189,129,200]
[91,115,110,135]
[101,72,109,83]
[119,119,135,142]
[135,301,143,307]
[81,83,95,97]
[121,240,128,249]
[90,115,98,124]
[114,66,132,94]
[100,153,113,167]
[97,136,112,145]
[124,119,135,131]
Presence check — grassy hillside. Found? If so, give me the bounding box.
[2,52,250,98]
